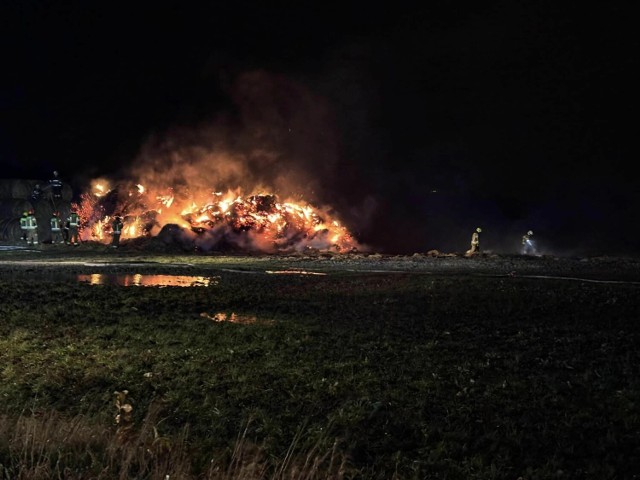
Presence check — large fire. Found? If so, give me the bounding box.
[73,178,362,253]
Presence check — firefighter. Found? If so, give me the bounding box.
[521,230,536,255]
[466,227,481,256]
[67,208,80,246]
[63,218,70,244]
[111,215,124,248]
[30,184,43,207]
[50,211,64,244]
[25,210,38,246]
[48,170,63,200]
[19,211,29,242]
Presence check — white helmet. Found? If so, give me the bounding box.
[527,230,533,236]
[476,227,482,233]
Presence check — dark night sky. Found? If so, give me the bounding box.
[1,1,637,255]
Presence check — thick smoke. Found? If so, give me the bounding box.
[77,70,372,253]
[126,70,345,208]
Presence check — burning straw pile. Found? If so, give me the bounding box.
[75,179,362,254]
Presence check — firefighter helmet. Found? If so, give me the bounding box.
[527,230,533,236]
[476,227,482,233]
[22,211,28,216]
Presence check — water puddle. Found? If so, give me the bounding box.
[265,270,327,276]
[0,245,29,251]
[77,273,219,287]
[478,273,640,286]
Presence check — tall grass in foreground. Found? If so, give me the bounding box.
[1,270,639,478]
[0,406,349,480]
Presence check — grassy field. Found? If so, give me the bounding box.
[0,252,639,479]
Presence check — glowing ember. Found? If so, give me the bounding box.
[200,312,258,324]
[72,180,363,253]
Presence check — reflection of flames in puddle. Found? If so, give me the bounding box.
[78,273,218,287]
[200,312,260,324]
[265,270,327,276]
[74,179,363,254]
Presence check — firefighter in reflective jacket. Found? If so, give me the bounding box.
[521,230,536,255]
[20,211,29,241]
[466,227,481,256]
[50,211,63,244]
[67,208,80,246]
[111,215,123,248]
[25,210,38,246]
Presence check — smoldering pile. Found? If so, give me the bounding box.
[78,184,363,255]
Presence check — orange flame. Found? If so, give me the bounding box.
[73,180,362,253]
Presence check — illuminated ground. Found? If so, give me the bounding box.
[1,241,639,478]
[1,241,639,283]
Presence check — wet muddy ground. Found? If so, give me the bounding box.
[1,241,639,283]
[2,240,639,477]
